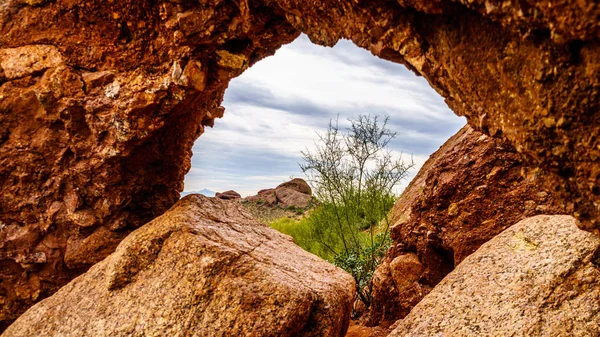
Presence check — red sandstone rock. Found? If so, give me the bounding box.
[277,178,312,195]
[363,125,566,327]
[0,1,298,327]
[244,178,313,209]
[246,188,278,205]
[215,190,241,200]
[275,187,312,208]
[0,0,598,328]
[389,215,600,336]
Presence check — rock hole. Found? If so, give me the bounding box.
[117,21,133,44]
[567,40,585,64]
[0,128,8,145]
[223,38,253,54]
[58,148,75,166]
[529,27,551,46]
[558,166,575,178]
[183,34,466,196]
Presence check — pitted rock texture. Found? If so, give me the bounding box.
[0,0,598,327]
[0,0,298,327]
[2,195,355,337]
[364,125,565,326]
[389,215,600,337]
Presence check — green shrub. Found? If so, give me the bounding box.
[269,216,331,259]
[298,114,413,307]
[269,115,412,309]
[333,234,392,305]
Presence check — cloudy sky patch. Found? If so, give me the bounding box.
[184,34,465,196]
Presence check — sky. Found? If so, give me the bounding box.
[183,34,466,197]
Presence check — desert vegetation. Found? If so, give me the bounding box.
[269,115,414,307]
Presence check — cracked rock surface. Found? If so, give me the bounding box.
[389,215,600,337]
[2,195,355,337]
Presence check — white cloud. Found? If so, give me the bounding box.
[184,34,465,197]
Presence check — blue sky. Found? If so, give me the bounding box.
[183,35,466,196]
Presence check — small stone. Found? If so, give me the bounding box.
[82,71,115,90]
[173,30,185,45]
[171,60,184,85]
[104,81,120,99]
[524,200,537,211]
[486,166,503,179]
[447,202,459,216]
[18,0,48,6]
[542,117,556,128]
[68,209,97,227]
[0,45,63,79]
[389,253,424,289]
[182,60,206,91]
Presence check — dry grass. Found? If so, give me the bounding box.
[240,200,309,223]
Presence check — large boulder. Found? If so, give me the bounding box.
[215,190,242,200]
[364,125,566,326]
[277,178,312,195]
[3,195,355,337]
[389,215,600,336]
[245,178,313,209]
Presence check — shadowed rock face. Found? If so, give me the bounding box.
[0,0,598,327]
[3,195,355,337]
[363,125,566,326]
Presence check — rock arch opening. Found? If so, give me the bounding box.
[183,34,465,197]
